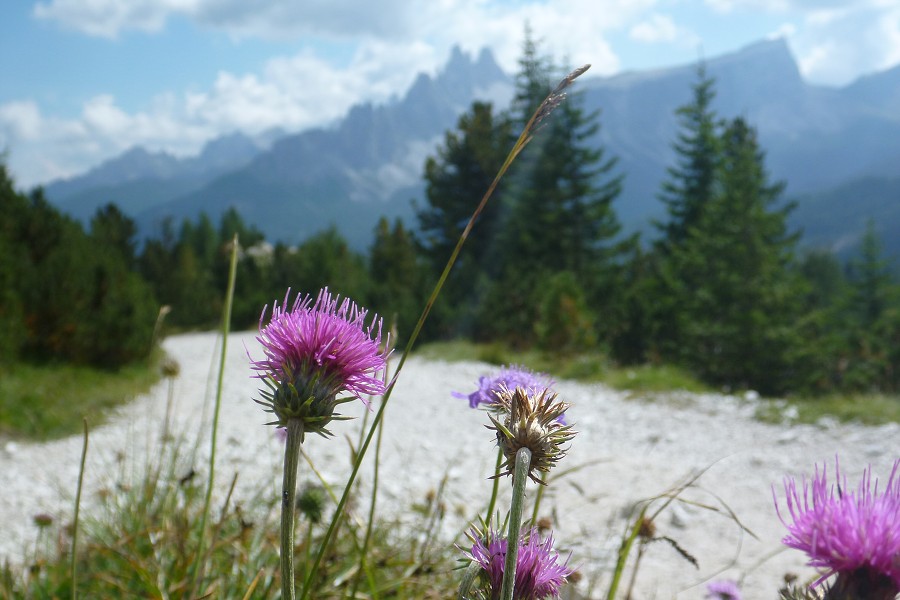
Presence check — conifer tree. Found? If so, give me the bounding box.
[649,65,722,360]
[847,221,893,328]
[656,64,720,250]
[416,101,512,337]
[489,26,625,345]
[661,117,804,393]
[0,165,28,362]
[369,217,424,342]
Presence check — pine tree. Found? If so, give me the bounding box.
[0,165,28,362]
[648,65,722,360]
[369,217,424,343]
[837,222,900,391]
[656,64,720,250]
[661,117,804,393]
[416,101,512,337]
[90,203,138,268]
[847,221,893,328]
[488,27,625,345]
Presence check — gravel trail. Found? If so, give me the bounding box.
[1,331,896,599]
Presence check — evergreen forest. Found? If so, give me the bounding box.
[2,35,899,398]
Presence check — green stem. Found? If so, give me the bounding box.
[162,374,175,441]
[190,233,239,595]
[70,418,89,600]
[530,471,547,526]
[281,418,305,600]
[484,447,503,526]
[606,505,648,600]
[457,562,482,600]
[303,519,314,589]
[346,398,386,599]
[499,448,531,600]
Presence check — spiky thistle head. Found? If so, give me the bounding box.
[463,525,573,600]
[249,288,389,440]
[487,386,575,484]
[774,457,900,600]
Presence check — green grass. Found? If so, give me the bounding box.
[414,339,709,393]
[755,392,900,426]
[0,424,462,599]
[0,354,162,441]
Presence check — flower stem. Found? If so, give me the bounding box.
[530,470,547,525]
[346,398,386,599]
[457,561,482,600]
[484,447,503,526]
[500,447,531,600]
[606,505,648,600]
[281,418,305,600]
[191,233,238,595]
[70,418,89,600]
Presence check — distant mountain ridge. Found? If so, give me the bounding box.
[44,40,900,257]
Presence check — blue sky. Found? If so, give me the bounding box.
[2,0,899,188]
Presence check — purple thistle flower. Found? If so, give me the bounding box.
[775,457,900,598]
[250,288,389,438]
[706,579,742,600]
[465,526,573,600]
[454,365,565,423]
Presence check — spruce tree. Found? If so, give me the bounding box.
[416,101,512,337]
[649,65,722,360]
[369,217,424,343]
[482,26,625,346]
[662,117,804,393]
[656,64,720,250]
[847,221,893,328]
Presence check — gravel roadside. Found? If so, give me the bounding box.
[1,331,896,599]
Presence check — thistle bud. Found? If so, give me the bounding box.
[487,386,575,485]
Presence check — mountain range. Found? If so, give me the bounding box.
[44,40,900,258]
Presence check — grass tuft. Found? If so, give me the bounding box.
[755,392,900,426]
[0,353,163,441]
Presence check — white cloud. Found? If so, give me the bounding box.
[34,0,428,40]
[0,37,450,187]
[767,22,797,39]
[705,0,854,13]
[0,101,43,140]
[792,1,900,84]
[704,0,789,13]
[33,0,196,38]
[877,5,900,70]
[629,13,680,43]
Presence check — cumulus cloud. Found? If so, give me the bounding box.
[704,0,850,13]
[33,0,191,38]
[628,12,698,44]
[0,36,448,187]
[34,0,434,40]
[792,1,900,84]
[0,93,216,186]
[32,0,642,74]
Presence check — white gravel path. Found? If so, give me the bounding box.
[1,331,897,599]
